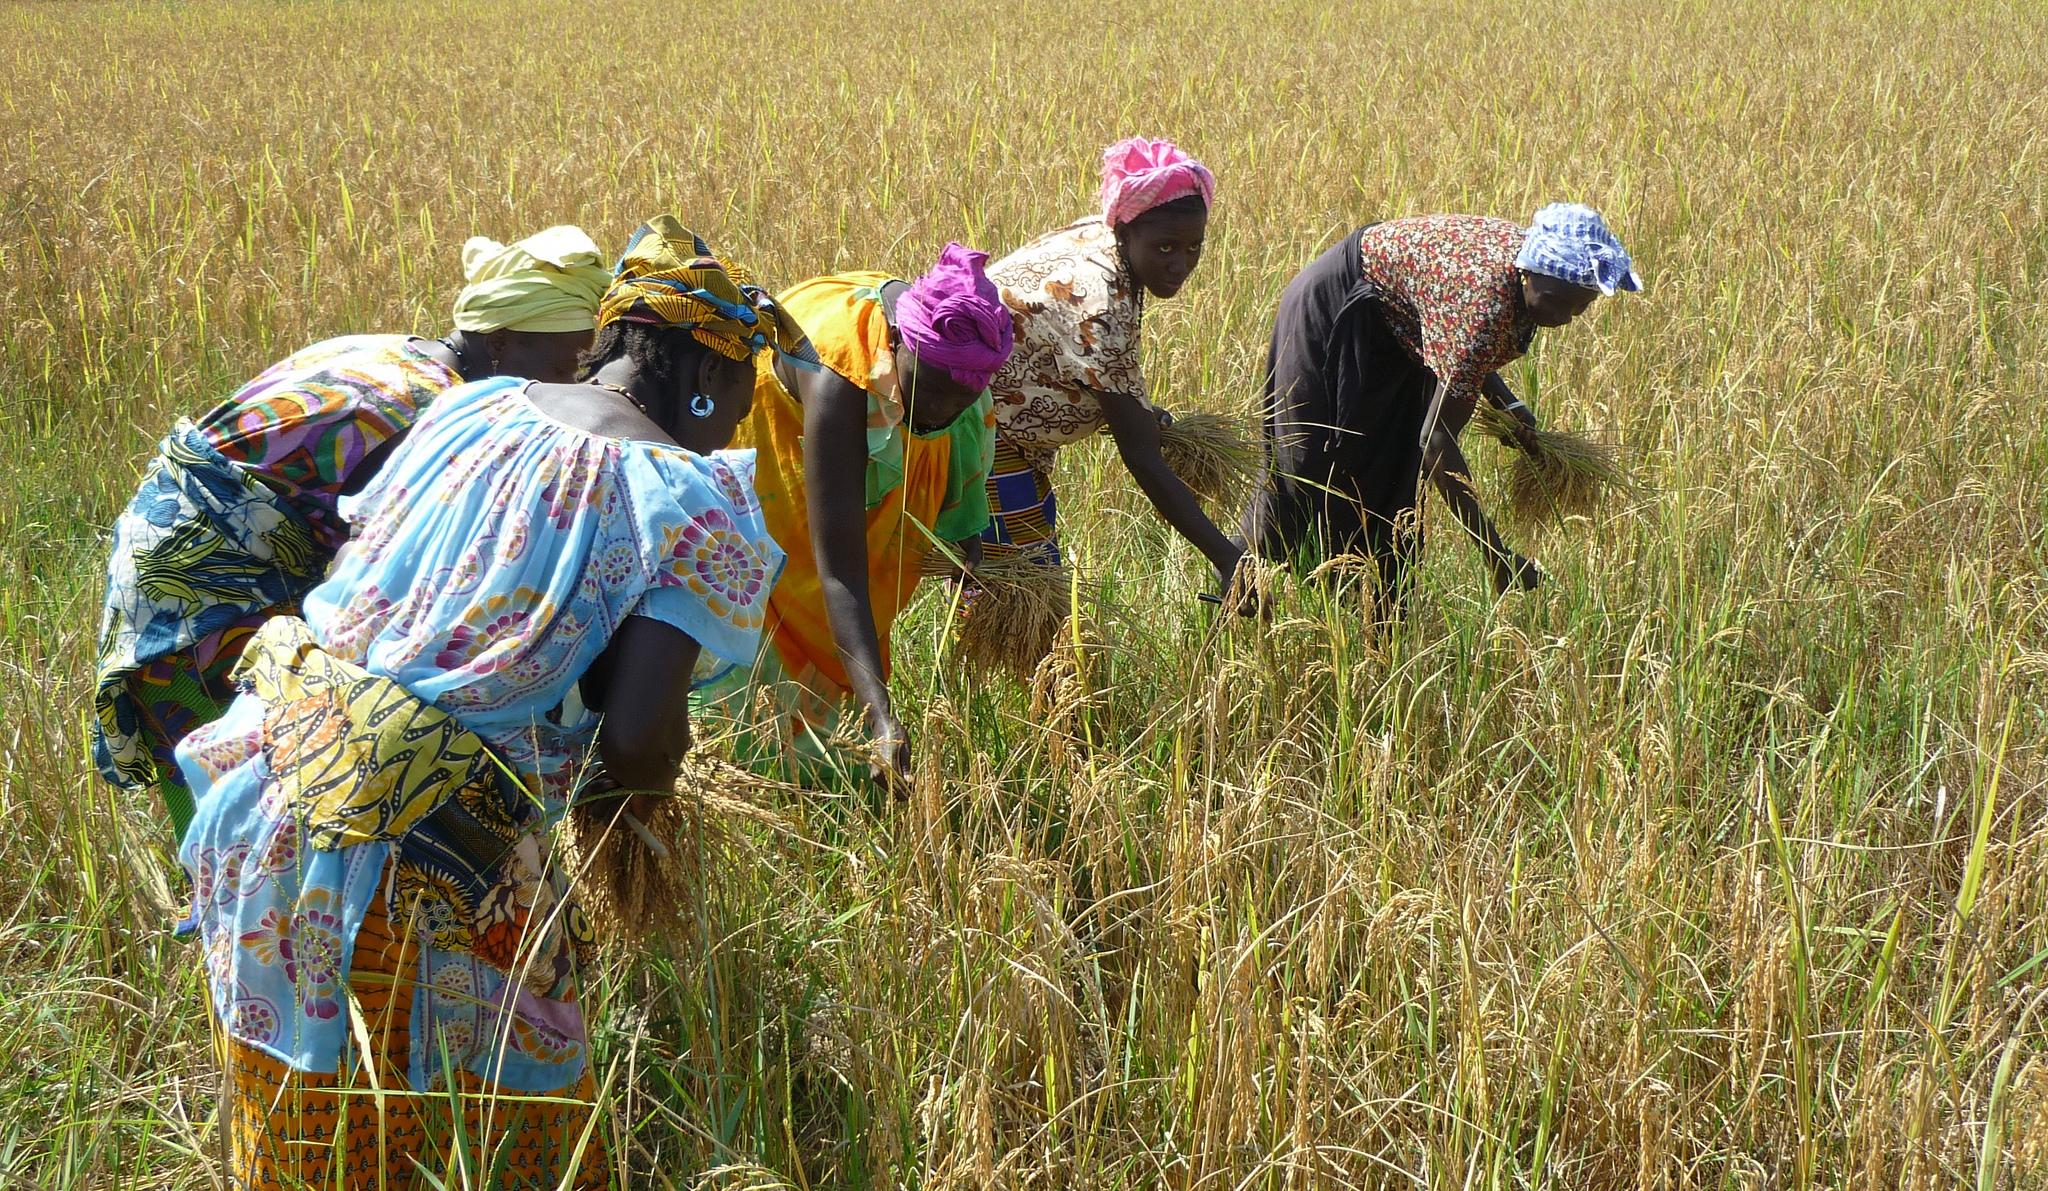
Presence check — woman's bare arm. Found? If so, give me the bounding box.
[1097,390,1251,604]
[798,367,912,781]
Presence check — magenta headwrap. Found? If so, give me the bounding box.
[1099,136,1216,228]
[895,242,1014,392]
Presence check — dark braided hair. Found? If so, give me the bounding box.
[576,321,716,426]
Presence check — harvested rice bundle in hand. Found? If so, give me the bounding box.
[1473,403,1630,529]
[562,758,807,947]
[922,547,1073,678]
[562,792,696,948]
[1158,411,1261,506]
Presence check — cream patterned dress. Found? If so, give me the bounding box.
[982,217,1157,555]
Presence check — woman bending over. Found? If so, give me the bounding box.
[1241,203,1641,609]
[94,226,609,835]
[738,243,1013,785]
[981,137,1253,611]
[175,218,803,1187]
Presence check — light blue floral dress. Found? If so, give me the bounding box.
[175,375,783,1093]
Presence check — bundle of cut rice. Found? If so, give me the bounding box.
[562,793,696,947]
[1472,403,1630,528]
[1159,411,1261,506]
[562,758,804,947]
[922,547,1073,678]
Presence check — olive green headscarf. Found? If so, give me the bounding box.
[451,225,610,333]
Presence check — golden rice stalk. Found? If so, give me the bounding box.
[1472,403,1630,529]
[1028,611,1105,768]
[1159,411,1261,506]
[922,547,1073,678]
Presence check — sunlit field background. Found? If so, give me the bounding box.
[5,0,2048,1186]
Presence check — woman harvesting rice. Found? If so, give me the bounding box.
[93,226,611,837]
[737,243,1011,785]
[173,217,801,1188]
[982,137,1254,608]
[1240,203,1641,609]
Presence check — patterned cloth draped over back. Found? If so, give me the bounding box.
[740,272,994,716]
[981,217,1153,560]
[94,335,459,833]
[176,375,782,1186]
[1354,216,1537,416]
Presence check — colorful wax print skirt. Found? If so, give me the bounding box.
[218,878,609,1190]
[979,436,1063,566]
[180,617,605,1187]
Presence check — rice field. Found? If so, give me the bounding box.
[4,0,2047,1186]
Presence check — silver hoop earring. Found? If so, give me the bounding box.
[689,393,716,419]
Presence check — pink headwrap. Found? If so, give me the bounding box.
[895,242,1014,392]
[1099,136,1216,228]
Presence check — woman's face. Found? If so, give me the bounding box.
[1117,204,1208,299]
[1519,273,1601,327]
[897,349,984,434]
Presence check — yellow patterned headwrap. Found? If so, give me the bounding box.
[450,225,611,333]
[597,216,818,365]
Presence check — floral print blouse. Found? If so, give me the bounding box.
[1358,215,1539,411]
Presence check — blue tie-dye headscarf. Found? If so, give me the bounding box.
[1515,203,1643,296]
